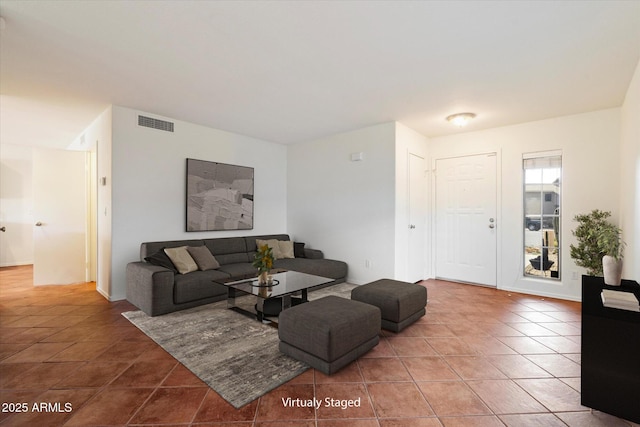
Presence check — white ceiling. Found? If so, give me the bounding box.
[1,1,639,149]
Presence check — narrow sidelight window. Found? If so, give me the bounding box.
[523,154,561,280]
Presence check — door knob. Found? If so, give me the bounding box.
[489,224,495,229]
[35,222,42,226]
[0,226,5,232]
[409,224,416,229]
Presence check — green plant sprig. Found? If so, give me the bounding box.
[252,244,274,273]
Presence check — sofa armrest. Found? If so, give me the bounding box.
[126,261,175,316]
[304,248,324,259]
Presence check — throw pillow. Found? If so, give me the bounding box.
[278,240,295,259]
[144,249,178,273]
[164,246,198,274]
[187,246,220,271]
[293,242,306,258]
[256,239,283,259]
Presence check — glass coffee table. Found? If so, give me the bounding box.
[216,270,333,324]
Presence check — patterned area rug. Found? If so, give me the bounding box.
[122,282,355,408]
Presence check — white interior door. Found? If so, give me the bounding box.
[0,144,34,267]
[435,153,497,287]
[33,148,87,285]
[407,153,425,282]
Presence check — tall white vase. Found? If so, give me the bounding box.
[602,255,623,286]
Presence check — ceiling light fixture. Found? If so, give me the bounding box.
[446,112,476,127]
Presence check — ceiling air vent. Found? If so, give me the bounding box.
[138,115,174,132]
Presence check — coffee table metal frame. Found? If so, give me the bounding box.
[216,270,333,324]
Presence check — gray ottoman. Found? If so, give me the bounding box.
[278,295,380,375]
[351,279,427,332]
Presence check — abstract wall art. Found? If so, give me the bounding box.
[186,158,254,231]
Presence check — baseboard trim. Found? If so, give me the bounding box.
[96,286,110,300]
[0,261,33,268]
[499,285,581,302]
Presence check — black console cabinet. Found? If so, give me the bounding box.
[581,275,640,423]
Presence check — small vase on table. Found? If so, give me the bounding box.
[258,270,269,285]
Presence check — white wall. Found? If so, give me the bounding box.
[76,107,113,299]
[0,144,34,267]
[287,122,397,284]
[394,123,429,281]
[429,109,621,301]
[620,60,640,282]
[109,106,287,300]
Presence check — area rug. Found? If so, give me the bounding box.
[122,282,355,408]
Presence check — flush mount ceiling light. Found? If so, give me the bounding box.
[446,112,476,127]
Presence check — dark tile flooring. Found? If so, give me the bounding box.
[0,265,637,426]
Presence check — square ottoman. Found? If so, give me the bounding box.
[278,295,380,375]
[351,279,427,332]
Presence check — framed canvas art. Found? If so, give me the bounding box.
[186,158,254,231]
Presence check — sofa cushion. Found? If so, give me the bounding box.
[245,234,290,259]
[274,258,347,280]
[256,239,283,259]
[164,246,198,274]
[204,237,249,265]
[144,249,178,273]
[294,242,306,258]
[278,240,295,259]
[187,246,220,271]
[304,248,324,259]
[140,240,204,261]
[173,270,230,304]
[217,263,258,278]
[245,234,290,252]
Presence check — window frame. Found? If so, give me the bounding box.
[522,151,562,281]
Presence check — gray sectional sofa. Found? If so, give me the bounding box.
[126,234,347,316]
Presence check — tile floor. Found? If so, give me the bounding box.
[0,265,637,426]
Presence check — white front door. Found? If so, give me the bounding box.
[407,153,425,282]
[435,153,497,287]
[33,148,87,285]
